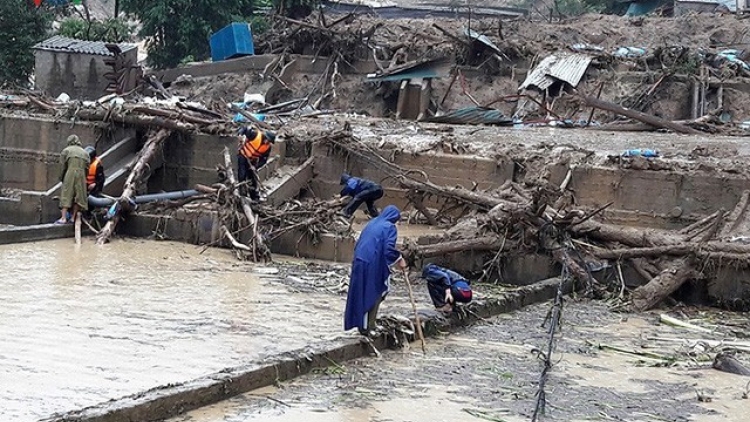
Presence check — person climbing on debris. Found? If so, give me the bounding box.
[422,263,473,313]
[338,173,384,219]
[237,125,276,200]
[344,205,407,336]
[85,145,105,197]
[55,135,90,225]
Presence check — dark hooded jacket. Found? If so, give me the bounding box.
[422,264,470,289]
[340,173,379,197]
[344,205,402,331]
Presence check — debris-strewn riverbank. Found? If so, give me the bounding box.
[169,301,750,422]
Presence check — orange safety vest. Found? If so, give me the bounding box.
[239,131,271,159]
[87,158,101,185]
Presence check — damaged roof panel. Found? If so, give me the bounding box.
[425,107,514,126]
[366,57,451,82]
[547,54,593,87]
[519,53,593,91]
[32,36,137,57]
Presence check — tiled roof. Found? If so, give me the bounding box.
[32,35,137,56]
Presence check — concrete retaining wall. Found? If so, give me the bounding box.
[309,144,515,210]
[149,133,287,192]
[0,222,75,244]
[157,54,379,84]
[0,115,110,191]
[41,277,572,422]
[550,164,750,222]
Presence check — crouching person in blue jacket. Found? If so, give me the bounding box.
[338,172,384,219]
[422,263,473,312]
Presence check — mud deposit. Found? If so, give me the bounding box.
[0,239,351,421]
[170,301,749,422]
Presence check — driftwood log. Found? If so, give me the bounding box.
[221,146,271,261]
[577,94,702,135]
[97,128,172,244]
[712,352,750,376]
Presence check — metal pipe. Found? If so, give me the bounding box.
[88,189,201,208]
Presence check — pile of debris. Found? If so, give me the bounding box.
[316,126,750,312]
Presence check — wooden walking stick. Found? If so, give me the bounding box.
[74,212,82,245]
[402,268,427,354]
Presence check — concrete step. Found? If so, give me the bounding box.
[0,223,75,245]
[264,158,314,206]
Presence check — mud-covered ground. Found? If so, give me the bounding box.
[170,300,750,422]
[282,114,750,178]
[166,13,750,122]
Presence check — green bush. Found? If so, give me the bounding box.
[119,0,257,69]
[0,0,53,87]
[57,17,134,43]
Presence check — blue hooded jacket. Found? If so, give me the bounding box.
[344,205,402,331]
[422,264,471,289]
[340,173,379,197]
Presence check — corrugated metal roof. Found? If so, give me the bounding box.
[677,0,736,9]
[519,53,593,91]
[366,57,451,82]
[32,36,137,56]
[465,28,503,56]
[425,107,513,126]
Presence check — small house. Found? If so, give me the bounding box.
[32,35,138,100]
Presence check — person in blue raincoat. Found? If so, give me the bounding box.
[422,263,473,313]
[338,172,384,219]
[344,205,407,336]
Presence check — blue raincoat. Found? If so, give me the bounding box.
[344,205,402,331]
[340,173,378,197]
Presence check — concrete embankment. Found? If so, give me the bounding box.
[42,277,571,422]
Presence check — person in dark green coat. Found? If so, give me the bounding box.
[55,135,90,224]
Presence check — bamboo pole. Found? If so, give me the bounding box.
[402,268,427,354]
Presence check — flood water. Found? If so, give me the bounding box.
[0,238,346,421]
[171,302,749,422]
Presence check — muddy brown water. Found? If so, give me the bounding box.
[0,238,348,421]
[170,301,749,422]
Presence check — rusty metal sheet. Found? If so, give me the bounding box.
[519,55,558,91]
[520,53,592,91]
[547,53,593,87]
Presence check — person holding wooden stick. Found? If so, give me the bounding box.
[344,205,407,337]
[55,135,89,225]
[421,263,473,313]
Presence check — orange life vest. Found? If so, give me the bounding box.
[87,157,101,185]
[239,131,270,159]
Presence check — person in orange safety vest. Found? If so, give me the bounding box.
[237,126,276,200]
[84,145,105,197]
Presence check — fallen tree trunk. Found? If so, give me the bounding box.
[97,128,172,244]
[221,147,271,261]
[572,219,686,247]
[679,210,725,235]
[630,258,700,311]
[75,108,196,132]
[718,190,750,238]
[713,352,750,376]
[407,236,506,259]
[397,175,506,210]
[592,241,750,263]
[578,94,702,135]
